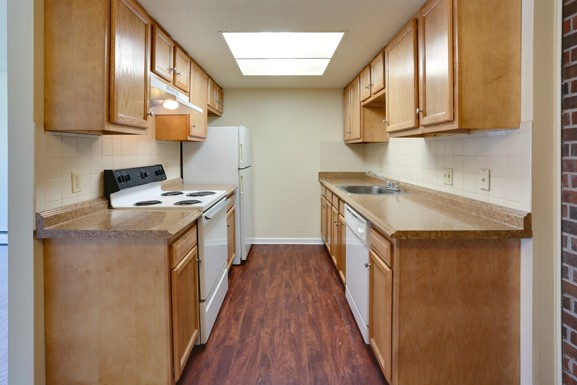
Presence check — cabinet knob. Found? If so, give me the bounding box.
[147,112,153,116]
[416,108,422,114]
[365,262,371,268]
[176,71,182,76]
[169,67,177,73]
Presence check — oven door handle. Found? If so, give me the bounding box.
[203,197,226,221]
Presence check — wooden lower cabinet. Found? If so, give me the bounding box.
[321,195,329,247]
[226,193,236,269]
[43,224,199,385]
[330,205,339,267]
[321,187,346,284]
[369,249,393,383]
[367,227,520,385]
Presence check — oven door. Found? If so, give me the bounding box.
[198,197,228,301]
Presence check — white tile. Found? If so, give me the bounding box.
[43,201,62,211]
[61,136,77,157]
[112,137,122,155]
[61,178,76,200]
[463,138,475,155]
[91,156,103,174]
[77,137,92,156]
[91,137,103,157]
[61,197,78,207]
[121,137,132,155]
[489,176,505,199]
[102,156,113,170]
[43,158,61,181]
[61,157,78,177]
[504,178,523,203]
[44,179,62,203]
[78,156,91,175]
[44,132,62,157]
[453,138,464,156]
[102,137,113,156]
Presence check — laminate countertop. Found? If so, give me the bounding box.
[35,182,236,240]
[319,172,531,240]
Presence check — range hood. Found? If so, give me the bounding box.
[149,76,203,115]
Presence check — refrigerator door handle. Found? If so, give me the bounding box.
[240,174,244,195]
[239,144,244,165]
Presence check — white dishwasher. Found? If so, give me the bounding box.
[344,204,370,344]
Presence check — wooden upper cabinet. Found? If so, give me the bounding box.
[385,19,419,133]
[189,61,209,140]
[359,66,372,102]
[44,0,150,134]
[418,0,453,127]
[207,77,224,115]
[151,25,175,82]
[174,46,191,93]
[109,0,150,130]
[370,52,385,95]
[386,0,521,137]
[343,77,362,143]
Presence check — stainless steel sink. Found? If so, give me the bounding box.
[339,185,399,195]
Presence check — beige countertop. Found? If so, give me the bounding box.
[319,172,531,240]
[35,181,236,240]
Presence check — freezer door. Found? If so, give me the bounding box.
[238,166,253,260]
[238,126,252,168]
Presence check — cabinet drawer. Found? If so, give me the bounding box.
[171,224,197,268]
[370,228,392,267]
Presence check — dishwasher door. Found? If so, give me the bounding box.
[344,204,370,344]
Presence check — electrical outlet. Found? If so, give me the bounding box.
[443,167,453,186]
[71,172,81,193]
[479,168,490,191]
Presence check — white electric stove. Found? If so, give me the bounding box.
[104,164,228,344]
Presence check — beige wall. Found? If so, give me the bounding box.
[210,88,344,242]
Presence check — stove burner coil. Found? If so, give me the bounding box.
[174,199,202,206]
[187,191,216,197]
[161,191,183,196]
[134,200,162,206]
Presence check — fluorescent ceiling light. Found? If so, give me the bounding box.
[222,32,344,76]
[236,59,331,76]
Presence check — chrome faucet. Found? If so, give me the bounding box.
[385,180,400,192]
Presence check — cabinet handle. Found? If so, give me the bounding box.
[416,108,422,114]
[176,71,182,76]
[169,67,177,73]
[365,262,371,268]
[147,112,153,116]
[196,256,201,263]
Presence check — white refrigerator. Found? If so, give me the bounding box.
[182,126,253,264]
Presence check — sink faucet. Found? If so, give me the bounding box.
[385,180,400,192]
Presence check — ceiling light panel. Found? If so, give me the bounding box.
[222,32,344,59]
[236,58,331,76]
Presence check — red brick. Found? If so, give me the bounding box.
[566,355,572,371]
[565,128,577,141]
[565,280,577,300]
[565,250,577,267]
[564,371,577,385]
[565,1,577,19]
[572,237,577,251]
[563,190,577,204]
[566,295,573,311]
[571,175,577,187]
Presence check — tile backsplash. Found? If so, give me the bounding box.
[321,122,532,212]
[34,121,180,212]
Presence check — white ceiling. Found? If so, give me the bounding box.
[137,0,426,89]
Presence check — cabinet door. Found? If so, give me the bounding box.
[418,0,453,126]
[385,19,418,133]
[189,62,209,139]
[109,0,150,129]
[174,46,191,93]
[350,77,361,141]
[152,25,174,82]
[171,245,199,381]
[330,205,339,268]
[321,195,329,247]
[370,52,385,95]
[227,206,236,268]
[359,66,372,102]
[369,249,393,384]
[216,86,224,113]
[343,85,351,141]
[338,214,346,284]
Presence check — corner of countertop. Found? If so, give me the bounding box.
[36,198,110,235]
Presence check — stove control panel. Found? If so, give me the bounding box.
[104,164,167,197]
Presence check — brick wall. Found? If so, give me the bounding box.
[564,2,577,384]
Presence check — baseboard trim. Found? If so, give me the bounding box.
[251,238,323,245]
[0,231,6,245]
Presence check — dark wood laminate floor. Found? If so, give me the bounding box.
[179,244,387,385]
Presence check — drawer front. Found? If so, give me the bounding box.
[171,224,197,268]
[370,228,392,267]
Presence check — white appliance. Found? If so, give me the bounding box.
[344,204,370,344]
[104,164,229,344]
[182,125,253,264]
